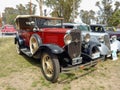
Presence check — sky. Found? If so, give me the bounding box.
[0,0,119,16]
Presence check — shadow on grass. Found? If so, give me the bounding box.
[58,67,96,84]
[21,53,97,84]
[22,54,41,68]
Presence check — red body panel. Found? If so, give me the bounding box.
[20,28,69,47]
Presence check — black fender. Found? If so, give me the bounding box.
[82,41,100,56]
[81,42,100,63]
[33,44,64,58]
[40,44,64,54]
[14,35,24,46]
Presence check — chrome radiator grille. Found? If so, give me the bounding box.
[104,35,111,49]
[67,29,81,59]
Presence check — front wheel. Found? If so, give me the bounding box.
[41,51,60,83]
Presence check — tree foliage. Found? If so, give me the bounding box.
[96,0,120,26]
[44,0,81,22]
[2,2,36,25]
[108,10,120,26]
[16,2,36,15]
[80,10,95,24]
[2,7,17,25]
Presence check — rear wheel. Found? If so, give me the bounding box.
[41,51,60,83]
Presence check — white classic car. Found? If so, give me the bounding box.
[59,23,120,59]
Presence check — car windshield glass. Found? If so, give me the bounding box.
[16,17,63,30]
[77,25,89,31]
[36,18,62,28]
[63,25,74,28]
[90,26,105,32]
[6,26,14,28]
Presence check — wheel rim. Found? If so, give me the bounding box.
[42,54,54,78]
[30,37,39,54]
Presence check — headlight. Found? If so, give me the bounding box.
[111,35,117,41]
[99,36,104,42]
[84,34,90,42]
[64,34,72,45]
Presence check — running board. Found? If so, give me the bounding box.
[21,48,33,57]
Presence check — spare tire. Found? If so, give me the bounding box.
[30,34,42,54]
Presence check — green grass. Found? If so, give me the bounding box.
[0,38,120,90]
[0,38,37,77]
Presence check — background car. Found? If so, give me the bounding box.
[59,23,111,59]
[90,24,120,41]
[1,24,17,35]
[90,24,120,53]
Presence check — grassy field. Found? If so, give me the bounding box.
[0,37,120,90]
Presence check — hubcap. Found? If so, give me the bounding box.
[42,54,54,78]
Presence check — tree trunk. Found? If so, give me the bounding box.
[39,0,43,16]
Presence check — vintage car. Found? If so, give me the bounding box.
[90,24,120,53]
[90,24,120,40]
[14,15,101,82]
[1,24,17,35]
[105,26,120,41]
[58,23,111,59]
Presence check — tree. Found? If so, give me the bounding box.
[16,4,27,15]
[108,10,120,26]
[16,3,36,15]
[25,2,37,15]
[36,0,43,16]
[44,0,81,22]
[95,0,120,25]
[2,3,36,25]
[80,10,95,24]
[113,1,120,13]
[2,7,17,25]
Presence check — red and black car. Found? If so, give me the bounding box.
[14,15,101,82]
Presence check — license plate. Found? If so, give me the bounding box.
[72,57,82,65]
[92,52,100,59]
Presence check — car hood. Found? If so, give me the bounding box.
[82,31,108,37]
[41,28,71,34]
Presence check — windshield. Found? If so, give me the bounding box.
[35,18,63,28]
[16,17,63,30]
[77,25,90,31]
[90,25,105,32]
[6,26,14,29]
